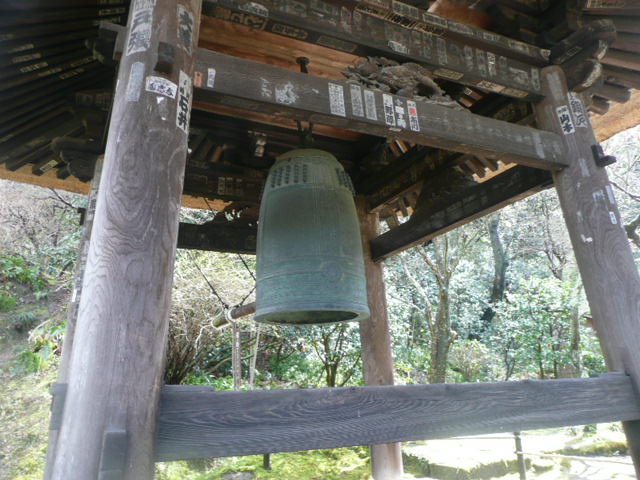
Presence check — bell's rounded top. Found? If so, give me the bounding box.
[276,148,339,163]
[265,149,355,195]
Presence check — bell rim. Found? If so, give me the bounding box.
[254,303,370,325]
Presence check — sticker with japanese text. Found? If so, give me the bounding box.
[556,105,575,135]
[176,70,192,134]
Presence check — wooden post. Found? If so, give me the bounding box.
[514,432,527,480]
[49,0,201,478]
[535,66,640,476]
[44,157,103,480]
[356,197,404,480]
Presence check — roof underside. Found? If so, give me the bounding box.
[1,0,639,254]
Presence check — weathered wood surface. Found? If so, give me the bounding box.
[153,374,640,461]
[535,66,640,477]
[357,198,403,480]
[201,0,547,99]
[370,165,551,260]
[192,49,566,170]
[361,98,532,211]
[48,1,202,479]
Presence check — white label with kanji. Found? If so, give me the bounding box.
[145,75,177,98]
[568,93,588,129]
[556,105,575,135]
[176,70,192,134]
[382,94,395,126]
[328,83,346,117]
[126,8,152,56]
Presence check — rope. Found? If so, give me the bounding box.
[185,250,230,310]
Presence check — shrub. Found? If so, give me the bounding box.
[0,294,17,311]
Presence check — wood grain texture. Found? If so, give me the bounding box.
[370,166,551,260]
[44,158,104,480]
[535,66,640,476]
[49,1,202,479]
[194,49,567,170]
[154,374,640,461]
[356,198,403,480]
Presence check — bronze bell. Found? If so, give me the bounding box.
[255,149,370,325]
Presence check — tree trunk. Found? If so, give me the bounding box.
[429,289,451,383]
[479,215,508,333]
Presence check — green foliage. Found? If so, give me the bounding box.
[491,277,580,380]
[10,312,39,332]
[448,339,496,382]
[12,320,65,375]
[156,447,370,480]
[0,255,47,291]
[0,294,17,312]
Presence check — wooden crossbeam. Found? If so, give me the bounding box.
[369,165,551,260]
[177,221,257,254]
[193,49,567,170]
[151,374,639,461]
[202,0,547,99]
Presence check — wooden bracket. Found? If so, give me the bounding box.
[98,430,128,480]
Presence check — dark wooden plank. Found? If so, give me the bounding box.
[201,0,547,99]
[192,49,566,170]
[369,165,551,260]
[177,221,257,254]
[155,374,640,461]
[535,65,640,477]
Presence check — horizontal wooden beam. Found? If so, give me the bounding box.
[370,165,551,260]
[193,49,567,170]
[177,221,257,254]
[151,373,639,461]
[202,0,548,99]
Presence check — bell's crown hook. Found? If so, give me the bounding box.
[295,57,314,147]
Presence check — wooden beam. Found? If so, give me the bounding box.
[357,197,403,480]
[177,221,257,254]
[535,66,640,477]
[370,165,551,260]
[192,49,566,170]
[201,0,548,100]
[48,1,202,478]
[150,374,640,461]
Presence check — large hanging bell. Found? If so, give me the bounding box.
[255,149,370,325]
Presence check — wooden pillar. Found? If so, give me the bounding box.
[49,0,201,478]
[356,197,404,480]
[44,157,103,480]
[535,66,640,476]
[58,157,104,380]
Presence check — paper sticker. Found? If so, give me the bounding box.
[126,61,145,102]
[476,80,504,93]
[382,94,395,126]
[126,8,152,56]
[434,68,463,80]
[207,68,216,88]
[177,4,195,54]
[176,70,192,134]
[364,89,377,121]
[145,75,177,98]
[240,1,268,16]
[350,84,364,117]
[328,83,346,116]
[394,100,407,129]
[568,93,588,128]
[407,100,419,131]
[556,105,575,135]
